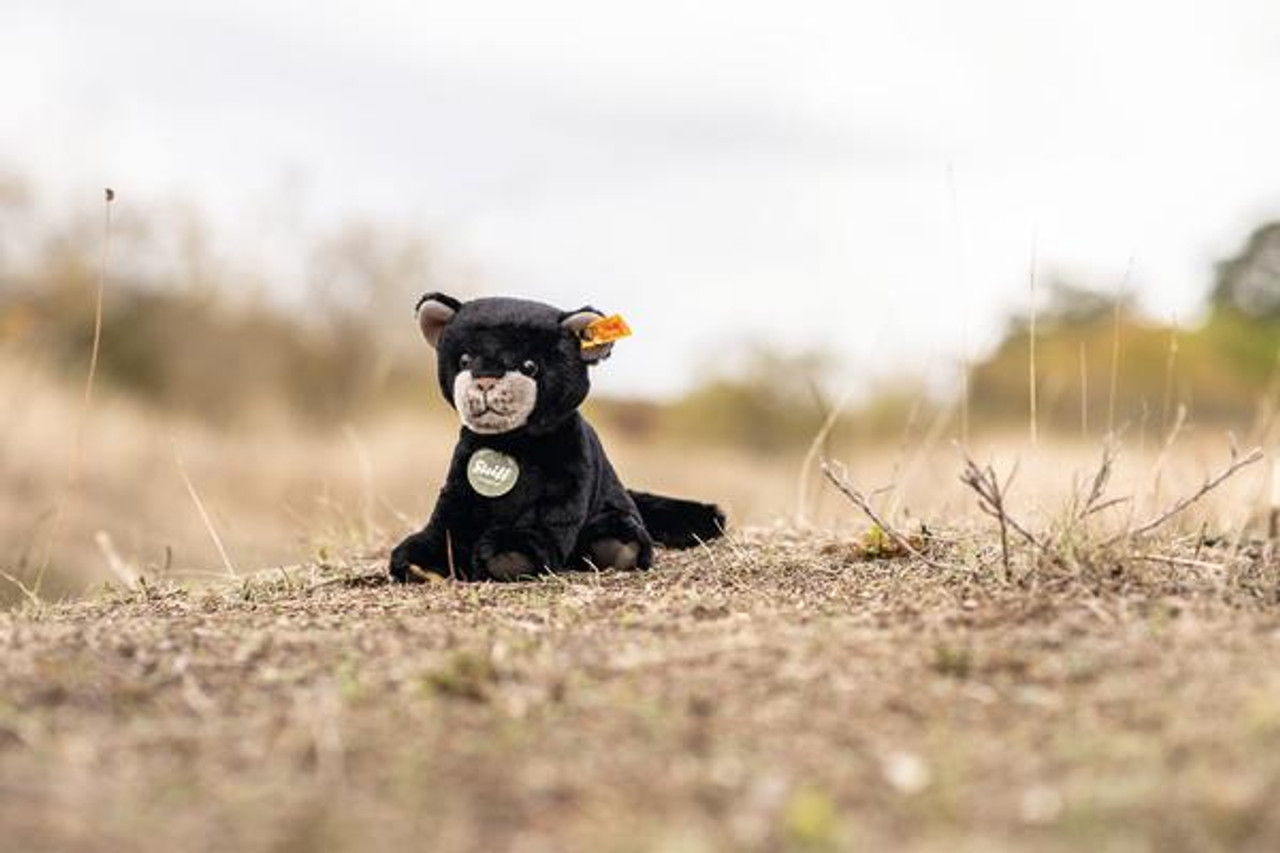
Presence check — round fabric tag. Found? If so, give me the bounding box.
[467,448,519,498]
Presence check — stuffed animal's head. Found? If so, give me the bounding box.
[414,293,617,435]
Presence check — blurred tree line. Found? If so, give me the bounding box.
[971,222,1280,435]
[0,176,437,425]
[5,169,1280,446]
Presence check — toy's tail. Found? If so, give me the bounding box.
[629,490,726,548]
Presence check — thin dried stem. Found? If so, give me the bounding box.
[1079,342,1089,440]
[946,162,971,445]
[1132,552,1228,572]
[1104,446,1264,546]
[34,188,115,596]
[94,530,139,589]
[1148,403,1188,512]
[172,436,238,578]
[1107,257,1133,436]
[1161,317,1180,435]
[796,391,849,526]
[0,568,42,608]
[1079,439,1119,519]
[820,459,951,571]
[889,402,957,522]
[1028,230,1039,448]
[446,529,458,581]
[1058,439,1128,543]
[956,447,1043,580]
[956,446,1044,551]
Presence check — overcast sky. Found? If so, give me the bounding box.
[5,0,1280,396]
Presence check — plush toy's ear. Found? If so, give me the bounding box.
[416,292,462,348]
[560,308,612,363]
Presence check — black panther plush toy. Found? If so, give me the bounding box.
[389,293,726,582]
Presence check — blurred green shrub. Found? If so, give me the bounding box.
[7,174,1280,445]
[0,184,437,425]
[971,282,1280,434]
[655,347,834,452]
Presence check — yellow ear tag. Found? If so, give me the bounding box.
[580,314,632,349]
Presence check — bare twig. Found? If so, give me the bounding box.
[1082,497,1130,518]
[956,446,1044,548]
[1132,553,1228,572]
[1103,446,1264,546]
[0,568,42,608]
[956,447,1042,580]
[820,459,951,571]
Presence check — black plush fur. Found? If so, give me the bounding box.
[390,293,726,582]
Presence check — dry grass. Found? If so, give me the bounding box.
[4,355,1275,606]
[8,330,1280,850]
[5,355,1280,851]
[4,529,1280,852]
[0,362,812,602]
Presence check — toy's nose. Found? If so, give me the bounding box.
[472,376,498,391]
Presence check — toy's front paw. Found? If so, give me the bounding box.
[579,512,653,571]
[389,532,447,583]
[483,551,538,581]
[474,530,548,582]
[585,537,644,571]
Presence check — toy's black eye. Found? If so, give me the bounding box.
[459,354,473,370]
[519,359,539,377]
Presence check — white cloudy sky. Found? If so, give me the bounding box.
[5,0,1280,396]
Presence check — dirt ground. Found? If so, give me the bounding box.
[4,529,1280,853]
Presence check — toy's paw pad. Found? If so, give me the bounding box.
[484,551,537,581]
[389,549,421,583]
[390,535,446,583]
[587,538,642,571]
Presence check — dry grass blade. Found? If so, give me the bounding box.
[1028,229,1039,448]
[33,188,116,596]
[1161,318,1180,434]
[1056,439,1129,547]
[819,459,951,571]
[1104,446,1265,546]
[95,530,140,589]
[1108,256,1133,435]
[796,392,849,525]
[1079,342,1089,440]
[1078,439,1123,519]
[171,436,238,578]
[946,162,971,445]
[0,568,42,608]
